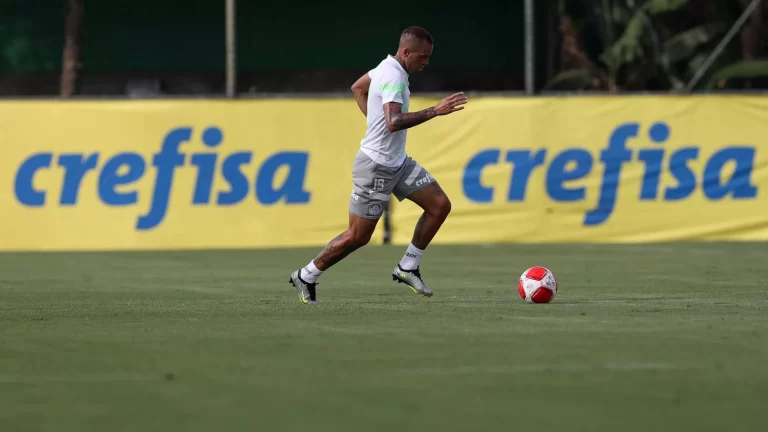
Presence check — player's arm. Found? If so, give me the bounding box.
[384,92,467,133]
[351,73,372,116]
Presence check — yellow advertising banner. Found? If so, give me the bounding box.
[0,96,766,251]
[396,95,768,244]
[0,100,369,250]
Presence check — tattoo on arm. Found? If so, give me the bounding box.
[384,103,436,132]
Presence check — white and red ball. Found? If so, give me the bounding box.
[518,266,558,303]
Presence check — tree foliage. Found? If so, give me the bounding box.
[547,0,768,92]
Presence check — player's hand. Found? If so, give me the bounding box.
[434,92,467,116]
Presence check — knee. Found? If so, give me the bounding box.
[345,227,373,248]
[442,196,452,217]
[429,194,452,219]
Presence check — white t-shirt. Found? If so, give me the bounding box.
[359,55,410,167]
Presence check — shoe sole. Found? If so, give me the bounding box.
[392,274,433,297]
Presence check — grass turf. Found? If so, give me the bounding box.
[0,243,767,432]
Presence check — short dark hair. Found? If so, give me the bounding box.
[400,26,433,45]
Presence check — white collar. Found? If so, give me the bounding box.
[386,55,408,75]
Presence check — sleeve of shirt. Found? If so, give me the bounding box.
[378,71,407,105]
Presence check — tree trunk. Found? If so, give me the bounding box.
[60,0,83,97]
[559,13,616,91]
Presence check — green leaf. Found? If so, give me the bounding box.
[644,0,689,15]
[686,53,710,77]
[668,75,686,90]
[543,69,595,90]
[662,22,727,64]
[706,60,768,88]
[600,10,652,73]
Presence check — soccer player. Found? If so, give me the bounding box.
[289,26,467,304]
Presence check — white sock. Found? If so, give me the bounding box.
[301,260,323,283]
[399,243,424,271]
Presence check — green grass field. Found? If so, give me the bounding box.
[1,243,767,432]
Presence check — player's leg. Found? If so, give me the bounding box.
[289,214,379,305]
[313,213,379,271]
[403,181,451,251]
[390,160,450,297]
[289,150,392,304]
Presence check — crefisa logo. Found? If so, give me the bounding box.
[462,122,758,225]
[14,126,312,230]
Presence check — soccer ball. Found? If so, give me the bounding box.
[518,267,558,303]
